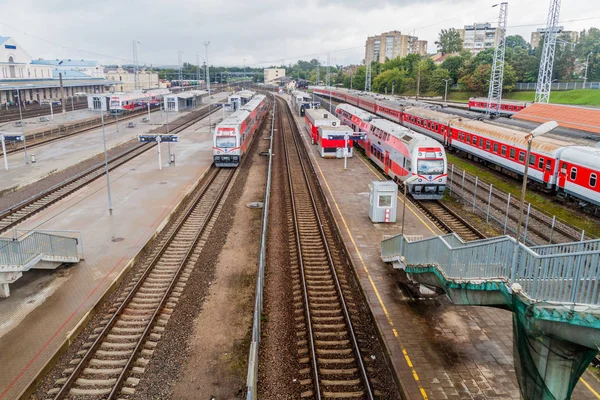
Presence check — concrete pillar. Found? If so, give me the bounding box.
[513,313,597,400]
[0,283,9,298]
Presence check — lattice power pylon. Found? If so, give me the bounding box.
[535,0,561,103]
[365,63,372,92]
[487,2,508,116]
[178,50,183,82]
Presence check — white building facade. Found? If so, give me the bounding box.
[0,37,53,80]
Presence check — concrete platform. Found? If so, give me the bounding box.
[285,95,600,400]
[0,111,217,399]
[0,108,99,135]
[0,92,229,193]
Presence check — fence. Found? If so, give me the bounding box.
[381,233,600,306]
[246,99,275,400]
[0,229,81,268]
[446,163,590,246]
[514,82,600,91]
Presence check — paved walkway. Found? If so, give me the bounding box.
[0,115,215,399]
[284,95,600,400]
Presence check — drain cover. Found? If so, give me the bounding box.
[246,202,264,209]
[111,237,125,243]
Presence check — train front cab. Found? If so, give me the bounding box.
[214,131,240,167]
[409,149,447,200]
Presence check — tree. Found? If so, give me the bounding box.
[575,28,600,81]
[458,64,491,95]
[440,56,463,82]
[506,35,529,50]
[372,69,407,94]
[428,68,452,94]
[435,28,463,55]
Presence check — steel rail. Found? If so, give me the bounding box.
[280,97,374,400]
[53,166,233,399]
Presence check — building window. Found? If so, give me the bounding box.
[570,167,577,180]
[591,173,597,187]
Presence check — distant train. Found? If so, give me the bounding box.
[304,108,354,159]
[213,94,268,167]
[468,97,529,116]
[291,90,320,117]
[314,86,600,212]
[336,103,448,200]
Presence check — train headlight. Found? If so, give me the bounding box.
[418,179,423,182]
[418,152,422,156]
[438,179,442,182]
[438,152,442,157]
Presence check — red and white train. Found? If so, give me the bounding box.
[336,103,448,200]
[213,94,268,167]
[313,86,600,211]
[109,90,168,115]
[468,97,529,116]
[304,109,354,158]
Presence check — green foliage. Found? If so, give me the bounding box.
[372,69,407,93]
[440,56,463,82]
[435,28,463,55]
[506,35,529,50]
[427,68,452,94]
[459,64,491,95]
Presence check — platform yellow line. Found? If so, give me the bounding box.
[581,377,600,398]
[304,145,428,399]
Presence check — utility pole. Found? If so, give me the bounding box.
[133,40,140,90]
[487,2,508,116]
[59,72,66,115]
[416,62,421,100]
[584,52,593,88]
[204,42,211,133]
[196,54,201,88]
[178,50,183,83]
[535,0,561,103]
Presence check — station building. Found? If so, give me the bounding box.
[164,90,208,112]
[105,67,162,92]
[0,36,116,107]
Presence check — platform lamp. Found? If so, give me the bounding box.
[400,175,419,265]
[510,120,558,283]
[15,88,29,164]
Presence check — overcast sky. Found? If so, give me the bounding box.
[0,0,598,68]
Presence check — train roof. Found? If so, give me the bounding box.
[560,146,600,169]
[336,103,376,121]
[452,117,570,155]
[292,90,311,97]
[370,118,436,146]
[404,106,454,124]
[469,97,529,106]
[240,94,266,111]
[305,108,336,119]
[218,109,251,127]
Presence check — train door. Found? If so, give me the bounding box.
[558,162,568,188]
[384,151,390,174]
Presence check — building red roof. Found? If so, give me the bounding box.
[513,103,600,134]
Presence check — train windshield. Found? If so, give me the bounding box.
[216,136,236,148]
[417,159,444,175]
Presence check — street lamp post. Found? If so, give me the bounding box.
[443,79,452,105]
[510,121,558,282]
[400,175,419,264]
[205,41,212,134]
[16,88,29,164]
[100,111,113,216]
[584,52,593,89]
[392,81,395,96]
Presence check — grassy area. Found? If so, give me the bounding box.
[504,90,600,106]
[447,154,600,238]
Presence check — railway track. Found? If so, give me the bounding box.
[0,106,215,234]
[47,166,235,399]
[0,101,88,124]
[5,107,160,156]
[278,96,374,399]
[414,199,486,241]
